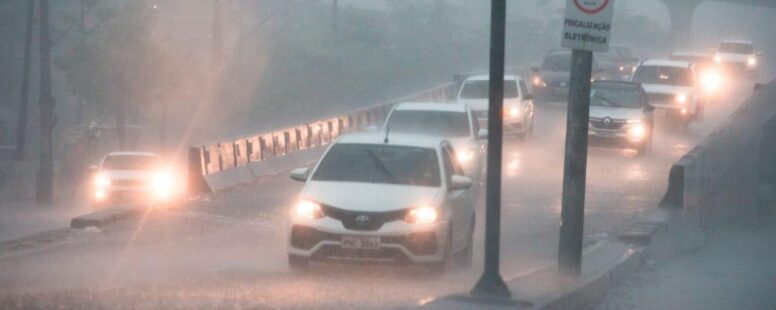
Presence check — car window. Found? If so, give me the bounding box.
[459,80,519,99]
[101,155,161,170]
[386,110,471,138]
[312,144,441,187]
[590,85,643,109]
[718,42,754,54]
[632,66,694,87]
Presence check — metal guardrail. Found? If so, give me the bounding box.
[187,82,458,193]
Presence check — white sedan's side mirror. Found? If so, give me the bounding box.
[449,175,473,191]
[290,167,310,182]
[476,128,489,140]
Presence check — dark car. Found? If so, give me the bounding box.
[531,49,603,104]
[596,45,640,81]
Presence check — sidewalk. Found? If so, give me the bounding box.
[595,217,776,310]
[0,200,89,242]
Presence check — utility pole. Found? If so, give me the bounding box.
[557,49,592,276]
[16,0,35,162]
[37,0,54,205]
[332,0,338,43]
[471,0,511,299]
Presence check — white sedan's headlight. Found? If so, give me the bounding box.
[747,56,757,67]
[405,206,439,224]
[295,199,323,220]
[457,149,475,165]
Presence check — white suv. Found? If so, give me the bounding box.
[287,133,475,272]
[91,152,180,208]
[383,102,486,188]
[631,59,703,129]
[714,40,759,75]
[456,74,535,139]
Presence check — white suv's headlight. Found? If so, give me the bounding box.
[628,124,647,141]
[405,206,439,224]
[295,199,323,220]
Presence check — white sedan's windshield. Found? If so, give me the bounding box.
[312,144,441,187]
[386,110,470,138]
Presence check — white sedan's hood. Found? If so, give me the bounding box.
[302,181,442,212]
[589,106,642,121]
[458,98,520,112]
[641,84,693,95]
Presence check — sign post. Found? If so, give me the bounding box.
[471,0,511,299]
[558,0,614,277]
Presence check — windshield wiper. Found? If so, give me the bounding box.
[365,149,398,183]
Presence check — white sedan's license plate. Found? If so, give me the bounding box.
[342,236,381,250]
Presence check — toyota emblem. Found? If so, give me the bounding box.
[355,215,370,226]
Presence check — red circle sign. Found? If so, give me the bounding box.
[573,0,610,14]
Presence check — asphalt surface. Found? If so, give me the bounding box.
[0,75,764,309]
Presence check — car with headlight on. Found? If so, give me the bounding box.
[287,133,476,273]
[631,59,703,129]
[531,49,604,104]
[383,102,486,188]
[714,40,760,75]
[456,74,535,139]
[588,81,654,156]
[596,45,639,81]
[91,152,180,209]
[670,52,724,95]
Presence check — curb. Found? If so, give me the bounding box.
[70,206,141,229]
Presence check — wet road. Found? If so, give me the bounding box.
[0,76,763,309]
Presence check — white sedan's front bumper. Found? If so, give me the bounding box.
[288,217,450,265]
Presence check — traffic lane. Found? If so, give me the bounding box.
[494,76,757,275]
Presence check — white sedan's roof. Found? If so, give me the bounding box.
[394,102,468,113]
[641,59,692,69]
[335,132,444,149]
[106,151,160,157]
[465,74,520,82]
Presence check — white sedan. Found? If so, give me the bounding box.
[383,102,487,190]
[90,152,180,209]
[287,133,476,273]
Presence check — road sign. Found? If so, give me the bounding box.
[561,0,615,52]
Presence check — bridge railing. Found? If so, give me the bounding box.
[187,82,459,193]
